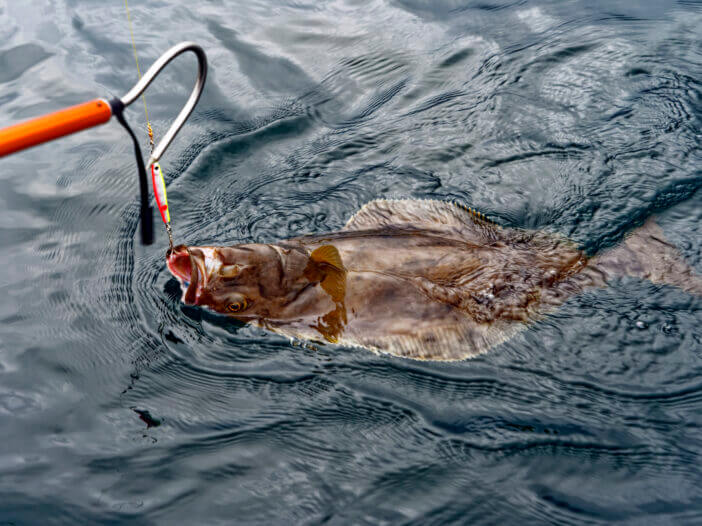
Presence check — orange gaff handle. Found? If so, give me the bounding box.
[0,99,112,157]
[151,162,170,224]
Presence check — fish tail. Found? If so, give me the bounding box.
[593,218,702,295]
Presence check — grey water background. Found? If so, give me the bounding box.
[1,0,702,523]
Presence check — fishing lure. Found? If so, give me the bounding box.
[151,162,170,224]
[151,162,174,249]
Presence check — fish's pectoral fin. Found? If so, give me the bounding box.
[320,269,346,304]
[310,245,345,271]
[307,245,347,303]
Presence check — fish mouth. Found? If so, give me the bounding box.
[166,245,206,305]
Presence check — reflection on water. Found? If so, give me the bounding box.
[1,0,702,523]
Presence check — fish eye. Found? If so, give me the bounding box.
[226,299,249,313]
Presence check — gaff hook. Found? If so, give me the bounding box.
[0,41,208,245]
[118,41,207,168]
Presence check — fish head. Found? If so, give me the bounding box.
[166,243,315,319]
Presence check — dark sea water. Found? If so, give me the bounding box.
[2,0,702,523]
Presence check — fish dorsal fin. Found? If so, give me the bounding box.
[342,199,499,241]
[308,245,347,303]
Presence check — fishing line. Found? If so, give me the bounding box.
[124,0,175,251]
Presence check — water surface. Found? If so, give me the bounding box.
[1,0,702,523]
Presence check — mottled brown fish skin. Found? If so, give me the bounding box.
[166,199,701,361]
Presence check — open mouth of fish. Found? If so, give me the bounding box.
[166,245,217,305]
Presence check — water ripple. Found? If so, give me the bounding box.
[2,1,702,524]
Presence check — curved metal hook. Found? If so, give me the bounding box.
[120,41,207,166]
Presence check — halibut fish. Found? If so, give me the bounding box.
[166,199,702,360]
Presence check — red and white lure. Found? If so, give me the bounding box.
[151,162,170,223]
[151,162,174,249]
